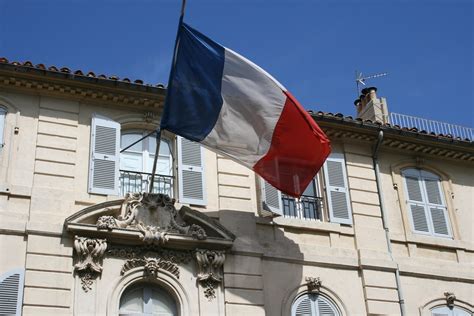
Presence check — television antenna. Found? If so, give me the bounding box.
[355,71,388,96]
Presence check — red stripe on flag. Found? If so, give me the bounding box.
[253,91,331,197]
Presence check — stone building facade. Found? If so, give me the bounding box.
[0,59,472,315]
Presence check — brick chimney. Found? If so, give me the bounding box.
[354,87,389,123]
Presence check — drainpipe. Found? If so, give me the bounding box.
[372,130,407,316]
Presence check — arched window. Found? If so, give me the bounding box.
[119,283,178,316]
[291,293,340,316]
[401,168,452,237]
[431,306,472,316]
[120,131,173,197]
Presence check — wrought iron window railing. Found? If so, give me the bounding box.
[119,170,174,197]
[282,194,324,220]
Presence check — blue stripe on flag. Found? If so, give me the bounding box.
[160,23,225,141]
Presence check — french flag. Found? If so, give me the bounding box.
[161,23,331,197]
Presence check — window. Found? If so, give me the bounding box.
[402,168,451,237]
[88,114,206,205]
[431,306,472,316]
[291,293,340,316]
[261,152,353,225]
[119,283,177,316]
[0,268,25,316]
[120,131,173,197]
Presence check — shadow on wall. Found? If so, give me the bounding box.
[218,209,304,315]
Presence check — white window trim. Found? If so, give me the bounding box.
[402,168,452,238]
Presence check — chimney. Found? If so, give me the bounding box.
[354,87,389,123]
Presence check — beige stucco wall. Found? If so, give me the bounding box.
[0,86,472,316]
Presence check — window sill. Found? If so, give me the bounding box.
[391,232,473,251]
[256,216,354,235]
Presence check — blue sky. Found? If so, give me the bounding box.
[0,0,472,127]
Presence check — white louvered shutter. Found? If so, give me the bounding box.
[316,296,337,316]
[88,114,120,195]
[260,178,283,216]
[293,294,314,316]
[323,153,353,225]
[422,172,451,237]
[177,136,206,205]
[403,169,451,237]
[403,170,431,234]
[0,268,25,316]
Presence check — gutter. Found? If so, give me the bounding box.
[372,130,407,316]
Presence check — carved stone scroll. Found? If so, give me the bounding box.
[195,249,226,300]
[96,193,207,245]
[73,236,107,292]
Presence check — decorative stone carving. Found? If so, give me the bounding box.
[144,111,155,123]
[96,193,207,245]
[195,249,226,300]
[444,292,456,308]
[73,236,107,292]
[121,258,180,278]
[305,276,322,293]
[107,245,193,280]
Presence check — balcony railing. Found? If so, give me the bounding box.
[282,194,324,220]
[390,112,473,141]
[119,170,174,197]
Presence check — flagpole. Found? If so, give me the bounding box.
[149,0,187,194]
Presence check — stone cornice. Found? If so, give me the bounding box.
[0,64,165,110]
[315,116,474,162]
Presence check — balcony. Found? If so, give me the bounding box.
[390,112,473,141]
[119,170,174,197]
[282,194,324,220]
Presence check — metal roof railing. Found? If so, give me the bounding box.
[389,112,473,141]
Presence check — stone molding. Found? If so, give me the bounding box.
[73,236,107,292]
[195,249,226,300]
[96,193,207,246]
[305,276,322,293]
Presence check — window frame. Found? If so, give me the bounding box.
[119,130,175,197]
[430,305,472,316]
[402,168,452,238]
[119,283,178,316]
[291,292,341,316]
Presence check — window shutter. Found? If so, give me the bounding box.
[88,114,120,195]
[403,171,430,234]
[260,178,283,217]
[0,268,25,316]
[294,295,313,316]
[177,136,206,205]
[323,153,353,225]
[422,175,451,237]
[317,296,336,316]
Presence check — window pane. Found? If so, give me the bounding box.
[121,133,143,152]
[120,152,143,172]
[150,288,177,315]
[302,179,316,197]
[119,288,144,313]
[149,137,171,156]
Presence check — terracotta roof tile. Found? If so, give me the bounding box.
[0,57,166,89]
